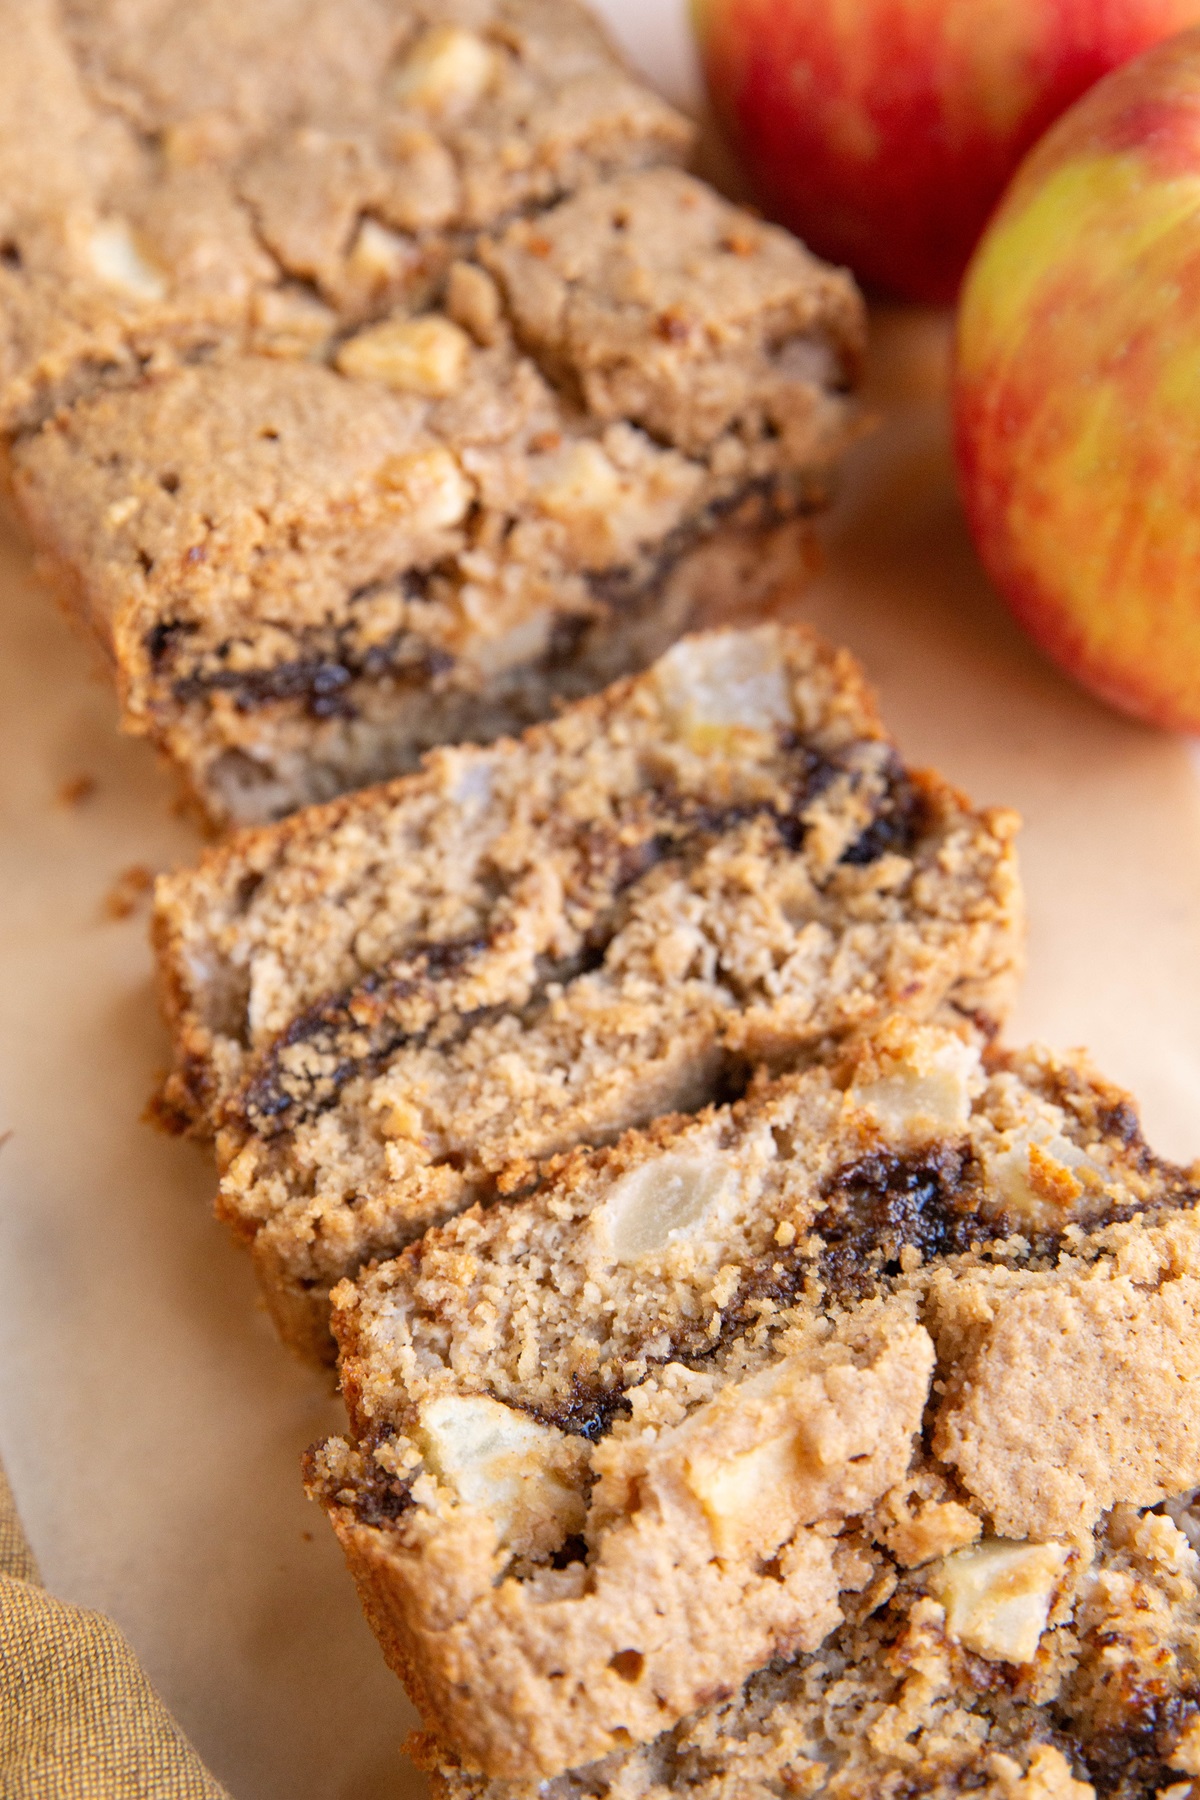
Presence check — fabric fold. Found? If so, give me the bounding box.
[0,1458,230,1800]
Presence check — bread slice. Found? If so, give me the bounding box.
[422,1495,1200,1800]
[0,0,690,432]
[151,625,1023,1360]
[11,165,863,825]
[306,1018,1200,1781]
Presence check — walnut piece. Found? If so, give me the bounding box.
[336,315,471,397]
[928,1539,1068,1664]
[394,25,496,118]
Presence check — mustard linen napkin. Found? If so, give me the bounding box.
[0,1459,230,1799]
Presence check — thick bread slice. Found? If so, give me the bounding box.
[151,625,1024,1360]
[306,1018,1200,1778]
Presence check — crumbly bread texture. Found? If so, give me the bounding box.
[307,1017,1200,1781]
[477,166,860,460]
[151,626,1023,1361]
[11,167,862,825]
[0,0,690,433]
[424,1494,1200,1800]
[10,161,863,825]
[1,0,863,828]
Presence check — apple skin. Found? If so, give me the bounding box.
[692,0,1200,303]
[954,29,1200,733]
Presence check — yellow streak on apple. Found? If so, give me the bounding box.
[958,149,1200,725]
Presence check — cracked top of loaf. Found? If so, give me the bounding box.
[0,0,690,429]
[12,183,862,702]
[311,1017,1200,1780]
[478,166,864,457]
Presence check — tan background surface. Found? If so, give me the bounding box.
[2,6,1199,1797]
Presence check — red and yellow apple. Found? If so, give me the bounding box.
[692,0,1200,303]
[954,29,1200,732]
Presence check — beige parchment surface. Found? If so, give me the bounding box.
[2,298,1198,1800]
[2,12,1199,1797]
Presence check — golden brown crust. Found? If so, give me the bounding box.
[4,5,869,825]
[0,0,692,431]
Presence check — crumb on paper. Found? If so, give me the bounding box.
[103,864,154,920]
[57,774,97,807]
[0,1130,12,1155]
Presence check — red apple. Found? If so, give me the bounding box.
[692,0,1200,303]
[954,29,1200,733]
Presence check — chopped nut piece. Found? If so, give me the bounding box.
[336,316,471,397]
[534,438,622,519]
[446,260,504,346]
[394,25,497,118]
[377,445,473,530]
[929,1539,1069,1664]
[86,219,165,302]
[345,218,417,298]
[250,284,336,359]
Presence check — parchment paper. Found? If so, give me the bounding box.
[2,6,1199,1796]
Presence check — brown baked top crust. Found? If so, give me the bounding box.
[3,6,868,830]
[9,157,864,824]
[479,167,864,457]
[310,1018,1200,1781]
[12,200,860,722]
[0,0,690,430]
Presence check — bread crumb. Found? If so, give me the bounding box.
[103,864,154,920]
[57,774,97,807]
